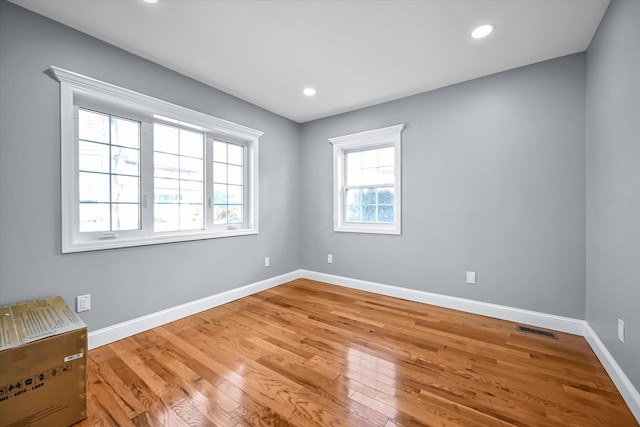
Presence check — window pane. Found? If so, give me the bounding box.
[378,166,394,185]
[154,123,179,154]
[378,147,394,167]
[346,151,361,170]
[111,175,139,203]
[154,152,179,179]
[346,189,362,205]
[79,141,109,173]
[213,205,229,224]
[346,146,395,187]
[227,205,243,224]
[378,189,394,205]
[213,184,227,204]
[111,116,140,149]
[228,165,242,185]
[154,204,180,232]
[78,109,142,234]
[227,144,243,165]
[212,141,245,226]
[362,188,377,205]
[362,149,378,168]
[213,162,227,183]
[362,167,377,184]
[213,204,243,225]
[154,178,179,203]
[347,205,362,222]
[112,204,140,230]
[378,205,394,222]
[363,205,377,222]
[180,204,203,230]
[179,129,203,159]
[79,203,110,232]
[227,185,243,204]
[345,187,395,224]
[213,141,227,162]
[111,146,139,176]
[153,123,206,232]
[79,172,109,203]
[346,168,363,186]
[79,110,109,143]
[180,156,203,181]
[180,180,203,204]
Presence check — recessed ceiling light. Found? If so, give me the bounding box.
[303,88,316,97]
[471,24,494,39]
[143,0,159,4]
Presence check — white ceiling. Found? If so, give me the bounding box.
[12,0,609,123]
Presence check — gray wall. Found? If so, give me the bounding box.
[0,1,301,331]
[586,0,640,391]
[300,54,587,319]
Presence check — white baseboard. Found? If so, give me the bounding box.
[300,270,585,335]
[584,324,640,422]
[88,270,302,349]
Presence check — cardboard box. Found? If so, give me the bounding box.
[0,297,87,427]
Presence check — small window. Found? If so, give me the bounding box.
[51,66,261,253]
[330,124,404,235]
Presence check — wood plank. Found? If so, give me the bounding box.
[74,279,638,427]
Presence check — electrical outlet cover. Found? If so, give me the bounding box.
[466,271,476,284]
[76,294,91,312]
[618,319,625,343]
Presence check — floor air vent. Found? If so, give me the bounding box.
[516,325,557,339]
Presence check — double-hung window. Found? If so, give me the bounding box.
[330,124,404,234]
[51,67,261,253]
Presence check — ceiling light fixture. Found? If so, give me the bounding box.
[143,0,159,4]
[303,88,316,97]
[471,24,494,39]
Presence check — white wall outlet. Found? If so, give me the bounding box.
[466,271,476,285]
[77,294,91,313]
[264,257,270,267]
[618,319,625,343]
[328,254,333,264]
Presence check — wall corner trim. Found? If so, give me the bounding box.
[88,269,303,349]
[584,324,640,422]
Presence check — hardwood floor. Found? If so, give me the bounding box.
[75,279,638,426]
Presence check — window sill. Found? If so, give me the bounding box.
[62,228,258,253]
[334,223,401,235]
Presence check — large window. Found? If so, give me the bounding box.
[51,67,261,253]
[330,124,404,235]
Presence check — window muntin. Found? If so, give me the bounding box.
[78,109,141,232]
[52,66,261,253]
[330,124,404,235]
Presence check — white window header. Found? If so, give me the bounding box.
[49,66,263,144]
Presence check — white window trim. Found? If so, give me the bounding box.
[50,66,262,253]
[330,124,404,235]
